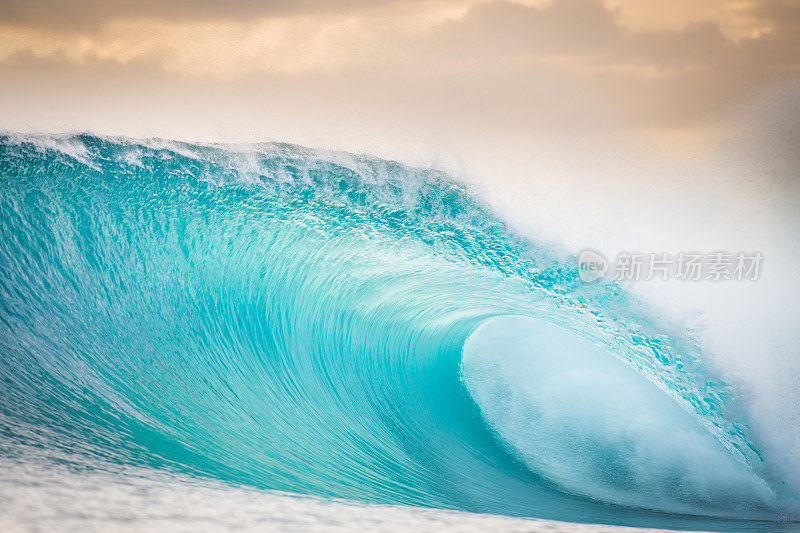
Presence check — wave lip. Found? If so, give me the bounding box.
[0,133,796,530]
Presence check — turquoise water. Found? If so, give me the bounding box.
[0,134,795,530]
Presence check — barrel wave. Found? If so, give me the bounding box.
[0,134,795,530]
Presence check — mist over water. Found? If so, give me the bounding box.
[460,82,800,508]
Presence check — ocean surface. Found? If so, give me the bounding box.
[0,134,797,531]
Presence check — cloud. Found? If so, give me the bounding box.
[0,0,402,29]
[0,0,798,139]
[419,0,799,125]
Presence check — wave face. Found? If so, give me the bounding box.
[0,134,795,530]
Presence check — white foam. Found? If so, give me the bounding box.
[0,452,683,533]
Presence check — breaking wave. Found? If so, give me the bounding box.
[0,134,796,530]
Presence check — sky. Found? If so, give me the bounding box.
[0,0,798,153]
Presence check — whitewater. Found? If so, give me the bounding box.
[0,133,797,531]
